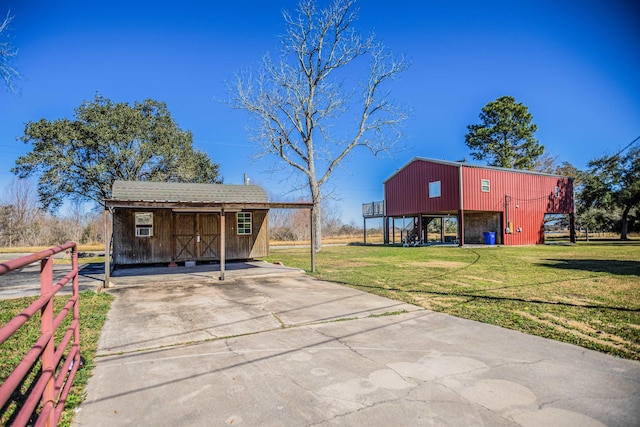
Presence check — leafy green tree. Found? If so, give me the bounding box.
[465,95,544,169]
[229,0,409,251]
[580,146,640,240]
[577,206,621,238]
[13,95,222,211]
[555,161,582,182]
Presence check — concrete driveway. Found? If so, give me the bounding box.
[72,265,639,427]
[0,262,104,299]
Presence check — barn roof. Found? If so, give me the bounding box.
[384,157,569,183]
[111,180,268,204]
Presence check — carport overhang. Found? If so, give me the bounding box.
[103,199,315,287]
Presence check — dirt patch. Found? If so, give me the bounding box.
[460,275,503,284]
[517,311,636,353]
[556,295,599,306]
[413,294,467,310]
[340,261,376,268]
[543,313,632,346]
[401,261,468,269]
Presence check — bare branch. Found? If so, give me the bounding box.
[226,0,410,250]
[0,10,21,94]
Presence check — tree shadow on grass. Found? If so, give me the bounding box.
[541,259,640,276]
[580,241,640,247]
[344,281,640,313]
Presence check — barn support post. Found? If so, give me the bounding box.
[103,208,113,289]
[219,208,226,280]
[441,217,445,243]
[570,213,576,243]
[383,217,387,244]
[392,218,395,244]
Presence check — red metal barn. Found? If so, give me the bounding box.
[381,158,575,246]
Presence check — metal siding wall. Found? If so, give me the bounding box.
[385,160,460,216]
[462,167,574,245]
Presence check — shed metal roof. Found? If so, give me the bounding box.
[111,180,268,204]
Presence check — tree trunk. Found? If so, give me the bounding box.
[309,178,322,252]
[620,205,631,240]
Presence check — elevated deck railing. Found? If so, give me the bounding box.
[362,201,384,218]
[0,242,80,427]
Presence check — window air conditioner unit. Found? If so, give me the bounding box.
[136,226,152,237]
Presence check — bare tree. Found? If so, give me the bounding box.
[80,211,104,244]
[229,0,409,251]
[0,10,21,93]
[67,200,86,243]
[1,179,43,246]
[533,152,559,174]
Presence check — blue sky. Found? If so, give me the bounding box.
[0,0,638,224]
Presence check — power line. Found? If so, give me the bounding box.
[610,135,640,159]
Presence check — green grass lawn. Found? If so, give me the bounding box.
[265,240,640,360]
[0,291,113,426]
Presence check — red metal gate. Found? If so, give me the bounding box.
[0,242,80,427]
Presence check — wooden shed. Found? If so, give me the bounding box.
[104,180,315,281]
[372,158,575,246]
[106,180,270,264]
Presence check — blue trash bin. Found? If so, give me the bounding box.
[483,231,496,245]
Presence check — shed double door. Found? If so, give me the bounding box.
[173,213,220,261]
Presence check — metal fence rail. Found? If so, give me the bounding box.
[0,242,80,427]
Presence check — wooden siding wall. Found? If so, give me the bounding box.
[385,161,460,216]
[113,209,173,264]
[224,210,269,260]
[113,208,269,265]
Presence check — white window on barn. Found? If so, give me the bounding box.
[135,212,153,237]
[481,179,490,192]
[237,212,252,235]
[429,181,441,198]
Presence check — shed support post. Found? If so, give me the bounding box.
[570,213,576,243]
[310,207,315,272]
[441,217,445,243]
[169,213,177,267]
[220,208,225,280]
[103,208,112,289]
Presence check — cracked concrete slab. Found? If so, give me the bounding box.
[72,270,640,427]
